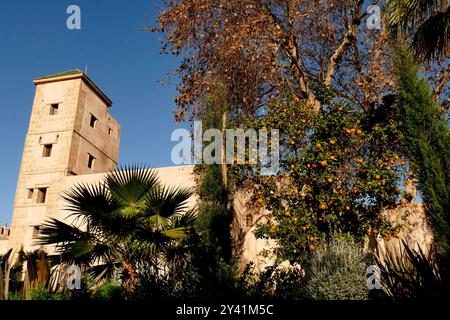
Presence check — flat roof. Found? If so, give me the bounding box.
[33,69,113,107]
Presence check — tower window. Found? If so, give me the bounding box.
[36,188,47,204]
[27,188,34,199]
[90,114,98,128]
[42,144,53,157]
[49,103,59,115]
[87,154,96,169]
[246,214,253,227]
[108,128,113,136]
[32,226,41,239]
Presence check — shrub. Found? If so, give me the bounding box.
[92,281,123,300]
[28,285,68,300]
[305,237,371,300]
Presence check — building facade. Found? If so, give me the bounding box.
[2,70,432,273]
[7,70,120,253]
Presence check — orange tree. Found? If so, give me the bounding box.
[233,93,406,263]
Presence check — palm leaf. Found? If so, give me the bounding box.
[385,0,446,35]
[106,165,159,216]
[412,6,450,61]
[145,185,193,218]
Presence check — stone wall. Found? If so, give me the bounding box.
[231,192,435,272]
[8,71,120,254]
[370,203,434,259]
[11,165,197,254]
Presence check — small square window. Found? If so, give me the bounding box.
[42,144,53,157]
[27,188,34,199]
[36,188,47,204]
[90,114,98,128]
[246,214,253,227]
[32,226,41,239]
[108,128,113,136]
[87,154,96,169]
[49,104,59,115]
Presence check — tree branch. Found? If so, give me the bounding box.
[323,0,363,88]
[433,64,450,103]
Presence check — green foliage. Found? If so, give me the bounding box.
[238,94,403,263]
[132,232,246,300]
[8,292,23,300]
[195,164,232,260]
[384,0,449,61]
[36,165,197,293]
[27,285,68,301]
[305,237,371,300]
[393,46,450,252]
[233,264,308,300]
[194,83,233,260]
[92,281,123,300]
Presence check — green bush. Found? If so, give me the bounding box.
[305,237,371,300]
[92,281,123,300]
[8,292,23,300]
[28,285,68,300]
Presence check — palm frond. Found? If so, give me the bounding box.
[0,249,12,266]
[106,165,159,215]
[169,208,197,229]
[35,218,93,246]
[162,227,189,239]
[145,185,194,218]
[375,240,447,298]
[62,181,118,226]
[412,6,450,61]
[35,218,114,267]
[384,0,446,36]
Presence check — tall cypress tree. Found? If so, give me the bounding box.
[394,46,450,253]
[194,81,233,261]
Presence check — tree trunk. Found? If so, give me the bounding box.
[122,260,138,293]
[221,110,228,189]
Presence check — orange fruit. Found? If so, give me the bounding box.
[375,175,381,180]
[330,139,336,145]
[320,160,328,167]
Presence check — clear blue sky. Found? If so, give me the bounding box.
[0,1,185,225]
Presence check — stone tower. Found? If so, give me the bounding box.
[8,70,120,252]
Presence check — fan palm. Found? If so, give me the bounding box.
[36,165,197,292]
[384,0,449,61]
